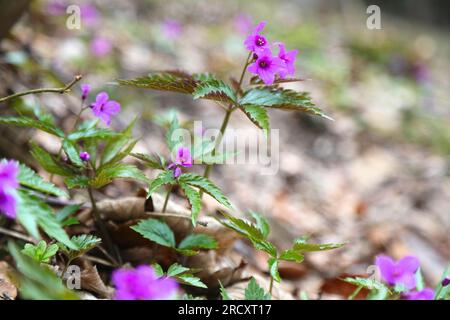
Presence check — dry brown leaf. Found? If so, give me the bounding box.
[79,260,114,299]
[0,261,18,300]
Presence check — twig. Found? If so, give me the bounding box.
[83,254,115,267]
[0,226,37,243]
[144,211,208,227]
[0,75,82,104]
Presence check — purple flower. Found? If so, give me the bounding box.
[0,159,19,219]
[403,288,434,300]
[234,13,253,35]
[162,19,182,39]
[167,147,193,178]
[442,278,450,287]
[247,48,284,85]
[244,21,269,52]
[90,36,112,57]
[80,4,100,27]
[79,152,90,162]
[112,265,178,300]
[375,255,420,290]
[276,42,298,79]
[90,92,120,126]
[81,84,91,101]
[46,0,66,15]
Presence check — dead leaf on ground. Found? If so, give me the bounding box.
[0,261,18,300]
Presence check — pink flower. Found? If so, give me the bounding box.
[162,19,182,39]
[403,288,434,300]
[81,84,91,101]
[79,152,90,162]
[112,265,178,300]
[244,21,269,52]
[167,147,193,178]
[234,13,252,35]
[90,92,121,126]
[0,159,19,219]
[247,48,284,85]
[80,4,100,27]
[375,255,420,290]
[276,42,298,79]
[90,37,112,57]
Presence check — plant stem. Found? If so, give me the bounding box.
[87,186,121,266]
[161,185,173,213]
[269,277,274,295]
[0,75,82,104]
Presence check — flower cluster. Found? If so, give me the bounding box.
[167,146,193,178]
[0,159,19,219]
[375,255,434,300]
[112,265,178,300]
[244,21,298,85]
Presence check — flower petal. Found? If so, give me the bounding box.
[375,255,396,285]
[95,92,109,104]
[103,100,121,115]
[397,256,420,274]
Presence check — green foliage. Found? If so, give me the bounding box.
[131,218,216,256]
[147,170,176,196]
[245,277,271,300]
[89,163,150,188]
[8,241,79,300]
[240,87,331,120]
[132,152,166,170]
[21,241,59,264]
[56,204,81,227]
[30,142,77,177]
[0,115,64,137]
[344,277,390,300]
[18,163,68,198]
[62,139,84,167]
[192,77,236,104]
[101,118,137,165]
[153,262,207,288]
[240,104,270,134]
[67,127,118,141]
[435,265,450,300]
[59,234,101,261]
[178,182,202,226]
[219,281,231,300]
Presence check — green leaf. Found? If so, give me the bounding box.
[268,257,281,283]
[219,281,232,300]
[178,234,217,251]
[344,277,390,299]
[132,153,166,170]
[240,104,270,134]
[279,249,304,263]
[30,142,77,177]
[176,274,207,289]
[193,77,236,104]
[434,265,450,300]
[118,71,199,94]
[147,170,176,196]
[101,118,137,165]
[90,163,150,188]
[167,263,191,277]
[248,211,270,239]
[64,176,90,189]
[18,163,68,198]
[8,241,79,300]
[21,240,59,264]
[244,277,271,300]
[131,218,176,248]
[292,238,345,252]
[62,139,83,167]
[70,234,101,253]
[179,173,231,209]
[68,127,118,141]
[240,87,332,120]
[56,204,81,222]
[166,115,181,152]
[152,263,165,277]
[179,182,201,226]
[0,116,64,137]
[16,190,76,250]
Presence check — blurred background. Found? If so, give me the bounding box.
[0,0,449,298]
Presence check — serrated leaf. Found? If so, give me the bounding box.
[132,153,166,170]
[68,128,118,141]
[292,239,345,252]
[64,176,90,189]
[248,211,270,239]
[21,241,59,264]
[152,263,165,277]
[56,204,81,222]
[240,87,332,120]
[167,263,191,277]
[89,163,150,188]
[118,71,198,94]
[179,182,201,226]
[70,234,101,253]
[62,139,84,167]
[147,170,176,196]
[30,143,77,177]
[344,277,389,292]
[245,277,271,300]
[101,118,137,165]
[179,173,231,209]
[268,257,281,283]
[131,218,176,248]
[178,233,217,251]
[176,274,207,288]
[16,190,76,250]
[18,163,68,198]
[0,116,64,137]
[193,78,236,104]
[279,249,304,263]
[240,104,269,134]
